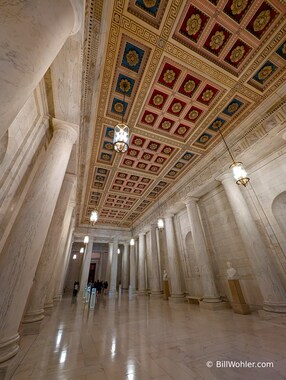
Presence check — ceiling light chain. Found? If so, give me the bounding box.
[113,82,130,153]
[218,127,249,186]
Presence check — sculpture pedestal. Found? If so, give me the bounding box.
[228,279,251,315]
[163,280,170,300]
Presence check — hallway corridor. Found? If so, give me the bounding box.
[8,295,286,380]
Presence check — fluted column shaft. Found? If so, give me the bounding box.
[221,174,286,313]
[109,237,119,296]
[185,198,220,302]
[105,243,113,286]
[52,201,76,302]
[0,119,78,363]
[122,243,129,290]
[138,233,147,295]
[164,216,184,302]
[150,224,162,297]
[22,174,76,330]
[79,238,94,293]
[129,243,136,293]
[0,0,82,139]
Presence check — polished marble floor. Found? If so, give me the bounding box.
[8,294,286,379]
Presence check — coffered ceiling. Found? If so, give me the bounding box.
[80,0,286,228]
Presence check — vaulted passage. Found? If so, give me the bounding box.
[1,1,286,379]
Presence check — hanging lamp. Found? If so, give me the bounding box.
[218,127,249,186]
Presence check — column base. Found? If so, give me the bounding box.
[263,302,286,313]
[108,290,117,297]
[137,290,148,296]
[44,302,54,316]
[21,309,44,335]
[258,310,286,323]
[0,334,20,364]
[199,300,230,310]
[53,294,62,303]
[169,294,185,303]
[150,291,163,299]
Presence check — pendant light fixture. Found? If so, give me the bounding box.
[218,126,249,186]
[130,219,135,246]
[157,196,164,230]
[113,81,129,153]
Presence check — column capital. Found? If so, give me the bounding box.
[164,213,174,220]
[69,0,84,35]
[216,171,234,184]
[52,118,79,144]
[138,232,146,236]
[184,196,199,206]
[64,173,77,186]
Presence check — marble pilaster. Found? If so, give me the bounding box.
[185,197,221,305]
[220,173,286,313]
[0,119,78,363]
[0,0,82,140]
[109,237,119,296]
[138,233,147,295]
[164,216,185,303]
[150,224,163,298]
[21,173,76,334]
[121,243,129,291]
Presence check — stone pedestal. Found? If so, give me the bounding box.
[199,300,230,310]
[163,280,170,300]
[228,279,251,315]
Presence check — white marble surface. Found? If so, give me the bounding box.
[0,120,78,363]
[185,198,220,302]
[150,224,162,296]
[221,174,286,313]
[6,295,286,380]
[164,216,184,301]
[138,234,147,295]
[0,0,81,139]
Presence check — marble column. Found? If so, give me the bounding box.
[122,243,130,291]
[0,119,78,363]
[220,173,286,313]
[109,237,119,296]
[105,243,113,286]
[150,224,163,297]
[185,197,222,306]
[52,201,76,302]
[21,173,76,334]
[79,238,94,294]
[138,233,147,295]
[0,0,82,139]
[164,216,185,302]
[129,242,136,295]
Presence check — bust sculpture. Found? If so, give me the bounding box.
[163,269,168,281]
[226,261,238,280]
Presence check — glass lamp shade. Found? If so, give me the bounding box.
[130,238,135,246]
[72,254,77,260]
[117,248,120,254]
[230,161,249,187]
[157,218,164,230]
[84,235,89,244]
[80,247,84,253]
[113,123,129,153]
[90,209,98,225]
